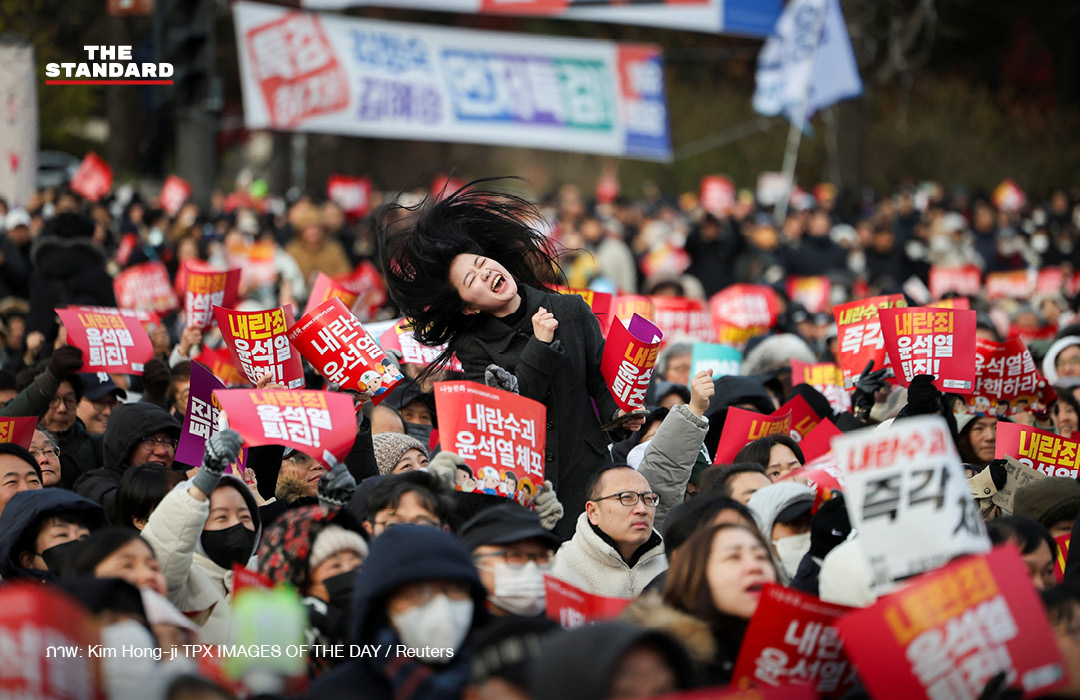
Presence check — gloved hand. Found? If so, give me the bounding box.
[533,480,564,530]
[808,493,851,560]
[485,364,519,394]
[852,360,890,421]
[427,451,463,491]
[192,429,244,497]
[49,345,84,379]
[987,458,1008,491]
[318,462,357,509]
[905,374,941,415]
[978,671,1023,700]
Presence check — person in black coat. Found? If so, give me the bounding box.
[378,181,641,539]
[685,213,745,298]
[0,488,107,580]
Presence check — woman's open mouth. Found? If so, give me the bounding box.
[491,274,506,293]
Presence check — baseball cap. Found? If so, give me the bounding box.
[775,498,813,524]
[459,503,561,551]
[79,372,127,402]
[4,209,30,230]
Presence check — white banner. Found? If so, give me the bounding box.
[233,1,671,160]
[0,41,38,208]
[833,416,990,594]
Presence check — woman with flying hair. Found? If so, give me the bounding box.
[378,179,644,538]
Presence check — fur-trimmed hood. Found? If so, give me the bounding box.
[620,592,716,665]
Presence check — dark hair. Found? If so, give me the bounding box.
[378,178,562,372]
[67,527,157,577]
[584,464,638,502]
[987,516,1057,558]
[0,443,41,481]
[361,471,454,526]
[457,464,473,477]
[710,463,770,499]
[14,511,98,568]
[1041,583,1080,630]
[116,464,185,529]
[663,496,755,554]
[733,435,805,472]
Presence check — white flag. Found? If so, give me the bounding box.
[753,0,862,123]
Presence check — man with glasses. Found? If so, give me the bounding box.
[29,430,62,488]
[460,502,560,617]
[551,465,666,598]
[274,447,326,506]
[75,402,181,522]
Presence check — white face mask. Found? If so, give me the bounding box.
[1032,235,1050,254]
[490,562,547,617]
[772,532,811,581]
[390,594,473,661]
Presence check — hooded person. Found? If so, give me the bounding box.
[308,524,490,700]
[380,380,438,448]
[702,375,776,457]
[1014,478,1080,539]
[1044,336,1080,385]
[528,622,698,700]
[74,403,182,522]
[0,488,107,580]
[747,482,815,584]
[140,430,257,645]
[372,433,430,476]
[257,504,369,676]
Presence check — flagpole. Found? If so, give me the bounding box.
[773,0,831,226]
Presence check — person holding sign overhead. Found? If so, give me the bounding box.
[379,180,644,538]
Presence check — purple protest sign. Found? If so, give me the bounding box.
[176,361,248,474]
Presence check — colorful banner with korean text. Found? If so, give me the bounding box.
[287,297,404,403]
[709,284,779,347]
[303,272,359,318]
[833,294,907,389]
[57,306,154,374]
[836,545,1067,700]
[233,3,671,160]
[544,575,631,629]
[714,408,791,465]
[0,416,36,449]
[556,286,614,336]
[996,422,1080,479]
[159,175,192,217]
[689,343,742,381]
[215,305,305,388]
[224,240,278,289]
[326,174,372,220]
[732,584,855,696]
[795,419,842,464]
[70,152,112,202]
[434,381,546,508]
[650,296,714,344]
[113,261,178,315]
[214,389,358,466]
[176,362,249,473]
[334,261,388,322]
[601,315,663,412]
[786,276,831,314]
[879,307,977,393]
[790,360,850,414]
[377,318,462,371]
[183,262,240,331]
[968,338,1041,416]
[928,264,981,300]
[833,416,989,594]
[776,394,821,442]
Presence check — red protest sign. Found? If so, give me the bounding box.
[214,305,304,389]
[70,152,113,202]
[0,416,36,449]
[929,297,972,310]
[613,294,655,324]
[790,361,851,414]
[601,315,663,412]
[287,297,403,403]
[710,284,780,347]
[159,175,192,217]
[595,166,619,204]
[0,583,105,700]
[194,347,250,387]
[786,276,832,314]
[836,545,1068,700]
[796,419,842,464]
[114,261,179,315]
[432,174,468,200]
[732,584,855,696]
[701,175,736,217]
[176,361,249,473]
[1055,534,1070,584]
[833,295,907,389]
[544,575,631,629]
[1036,268,1064,296]
[232,563,275,594]
[224,239,278,289]
[879,307,977,393]
[929,265,982,300]
[968,338,1041,416]
[183,262,240,331]
[777,394,821,442]
[986,270,1036,300]
[377,319,462,371]
[783,455,844,512]
[555,286,614,336]
[334,261,387,322]
[434,380,546,507]
[996,422,1080,478]
[57,306,154,374]
[304,272,359,318]
[640,242,691,280]
[326,174,372,220]
[214,389,357,466]
[714,408,792,465]
[650,296,714,345]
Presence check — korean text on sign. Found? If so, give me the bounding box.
[601,314,663,412]
[879,307,977,393]
[996,422,1080,479]
[215,305,304,388]
[791,360,851,414]
[833,294,907,389]
[969,338,1040,415]
[649,296,714,345]
[57,306,154,374]
[833,416,989,594]
[184,263,239,331]
[251,391,332,449]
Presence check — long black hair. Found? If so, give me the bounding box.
[378,178,563,366]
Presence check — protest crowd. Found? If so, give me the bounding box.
[3,170,1080,700]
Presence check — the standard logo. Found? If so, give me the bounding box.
[45,45,173,85]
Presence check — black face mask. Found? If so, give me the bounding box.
[321,570,358,611]
[201,523,257,570]
[39,538,84,573]
[404,422,434,447]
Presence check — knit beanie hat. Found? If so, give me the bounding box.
[372,432,428,476]
[1013,477,1080,529]
[309,524,369,572]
